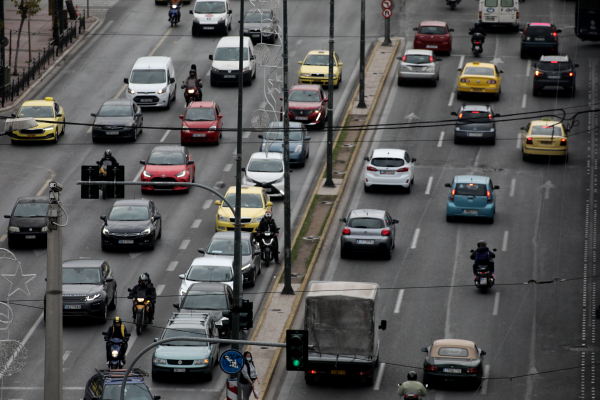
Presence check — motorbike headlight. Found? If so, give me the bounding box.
[86,293,101,302]
[187,89,194,94]
[241,263,251,271]
[112,350,119,358]
[252,216,263,223]
[127,88,135,95]
[142,170,152,178]
[294,144,303,153]
[102,227,110,235]
[158,86,168,94]
[218,214,229,222]
[153,358,167,365]
[41,226,49,232]
[176,170,187,177]
[137,297,145,302]
[171,4,177,8]
[209,125,217,131]
[8,226,19,233]
[194,359,210,365]
[141,227,152,235]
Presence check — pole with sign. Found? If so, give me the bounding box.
[382,0,392,46]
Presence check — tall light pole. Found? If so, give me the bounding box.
[324,0,335,188]
[357,0,366,108]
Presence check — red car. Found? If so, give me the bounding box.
[140,145,195,193]
[179,101,223,145]
[413,21,454,54]
[281,84,328,128]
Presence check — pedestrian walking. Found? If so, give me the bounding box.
[239,351,260,400]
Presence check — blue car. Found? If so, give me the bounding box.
[258,121,310,167]
[444,175,499,224]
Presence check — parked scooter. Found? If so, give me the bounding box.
[258,231,276,267]
[103,334,130,369]
[446,0,460,10]
[181,80,202,106]
[128,287,151,335]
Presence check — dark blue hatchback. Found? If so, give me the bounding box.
[257,121,310,167]
[519,23,561,59]
[84,368,160,400]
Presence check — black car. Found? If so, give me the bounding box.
[241,9,276,44]
[91,99,143,143]
[199,231,261,287]
[84,368,160,400]
[422,339,486,388]
[101,199,162,251]
[451,105,500,145]
[44,258,117,323]
[4,196,48,249]
[519,22,561,59]
[532,55,578,97]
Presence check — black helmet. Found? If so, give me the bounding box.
[191,64,197,71]
[139,273,148,286]
[114,316,121,325]
[189,69,196,77]
[407,371,417,381]
[104,149,112,157]
[477,240,486,248]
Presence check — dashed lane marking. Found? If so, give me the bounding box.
[0,234,6,242]
[516,132,522,149]
[502,231,509,251]
[179,239,190,250]
[373,362,385,390]
[458,55,465,70]
[410,228,420,249]
[156,284,165,295]
[394,289,405,314]
[290,50,296,57]
[243,131,251,139]
[509,178,516,197]
[526,62,531,77]
[437,131,444,147]
[296,39,303,45]
[224,164,233,172]
[160,130,171,142]
[191,219,202,228]
[203,199,212,209]
[481,364,491,393]
[522,94,527,108]
[167,261,178,271]
[448,92,455,107]
[132,166,144,182]
[148,27,174,57]
[425,176,433,195]
[493,293,500,316]
[62,351,71,363]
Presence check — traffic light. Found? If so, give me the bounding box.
[286,329,308,371]
[240,300,253,330]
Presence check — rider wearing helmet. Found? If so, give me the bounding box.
[104,316,129,363]
[127,273,157,324]
[168,0,182,23]
[397,371,427,397]
[469,22,487,37]
[184,65,203,100]
[470,240,495,276]
[98,149,118,168]
[256,211,280,264]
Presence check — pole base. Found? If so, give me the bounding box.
[323,179,335,188]
[281,285,295,295]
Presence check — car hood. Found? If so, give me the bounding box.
[105,220,151,233]
[289,101,322,110]
[9,216,47,229]
[218,206,267,220]
[144,164,187,176]
[212,60,250,71]
[183,121,218,130]
[300,65,339,75]
[154,344,212,360]
[93,116,134,126]
[245,22,272,31]
[128,82,167,94]
[62,284,102,296]
[245,171,284,184]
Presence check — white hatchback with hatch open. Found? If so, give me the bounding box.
[363,148,416,193]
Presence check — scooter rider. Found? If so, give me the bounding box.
[97,149,118,167]
[256,211,280,264]
[168,0,182,23]
[128,273,157,324]
[470,240,495,276]
[184,65,203,101]
[397,371,427,397]
[468,22,487,37]
[104,316,129,364]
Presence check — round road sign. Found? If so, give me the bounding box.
[382,8,392,18]
[381,0,392,9]
[219,349,244,374]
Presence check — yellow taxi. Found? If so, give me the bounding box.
[11,97,65,144]
[215,186,273,233]
[298,50,343,88]
[456,62,503,100]
[522,118,569,162]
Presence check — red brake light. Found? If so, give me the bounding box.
[450,188,455,201]
[487,79,496,84]
[516,11,519,19]
[381,229,390,236]
[560,138,567,146]
[342,228,351,235]
[552,32,557,37]
[458,113,463,118]
[568,72,574,77]
[402,55,407,62]
[367,166,378,171]
[467,368,478,374]
[487,190,491,203]
[526,137,533,144]
[479,11,482,19]
[397,167,409,172]
[488,114,492,120]
[307,370,319,375]
[468,183,474,186]
[427,365,438,371]
[471,111,480,113]
[460,78,470,83]
[550,61,558,64]
[429,56,434,63]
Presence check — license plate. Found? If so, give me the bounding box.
[330,370,346,375]
[467,132,483,137]
[193,134,206,137]
[252,34,260,37]
[140,99,152,103]
[540,141,553,145]
[118,240,134,244]
[534,37,545,41]
[426,45,438,49]
[380,171,394,175]
[463,210,478,215]
[25,235,36,239]
[174,368,186,373]
[548,76,561,79]
[27,134,36,137]
[480,277,488,285]
[204,26,214,30]
[471,88,483,92]
[443,368,462,374]
[64,305,81,309]
[224,75,235,78]
[106,131,120,135]
[357,239,375,245]
[485,16,495,21]
[296,117,308,121]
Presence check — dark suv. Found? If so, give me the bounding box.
[532,55,578,97]
[84,368,160,400]
[519,23,561,59]
[451,105,500,145]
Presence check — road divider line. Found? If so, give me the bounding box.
[373,362,386,390]
[148,27,173,57]
[516,132,522,149]
[206,70,210,77]
[290,50,296,57]
[526,62,531,77]
[437,131,445,147]
[132,166,145,182]
[202,199,212,209]
[179,239,190,250]
[448,92,454,107]
[522,94,527,108]
[125,334,137,356]
[296,39,303,45]
[394,289,405,314]
[156,284,165,295]
[458,55,465,70]
[62,350,71,363]
[114,84,127,99]
[243,131,251,139]
[160,130,171,142]
[0,234,6,242]
[492,293,501,316]
[502,231,509,251]
[87,126,92,134]
[481,364,491,393]
[510,178,516,197]
[191,219,202,228]
[167,261,178,271]
[410,228,420,249]
[233,148,237,155]
[425,176,433,195]
[224,164,233,172]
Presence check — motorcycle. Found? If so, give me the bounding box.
[471,248,496,292]
[168,4,180,27]
[181,80,202,106]
[258,230,277,267]
[471,33,485,56]
[103,333,130,369]
[397,383,428,399]
[97,159,114,200]
[446,0,460,10]
[128,287,151,335]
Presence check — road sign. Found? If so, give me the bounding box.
[383,8,392,18]
[381,0,391,9]
[219,349,244,374]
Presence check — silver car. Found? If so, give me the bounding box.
[339,209,398,260]
[397,49,442,87]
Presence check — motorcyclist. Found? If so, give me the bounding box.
[470,240,495,276]
[128,273,157,324]
[256,211,280,264]
[397,371,427,398]
[183,65,203,101]
[168,0,182,23]
[97,149,118,169]
[468,22,487,37]
[104,316,129,364]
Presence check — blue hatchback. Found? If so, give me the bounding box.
[444,175,499,224]
[257,121,310,167]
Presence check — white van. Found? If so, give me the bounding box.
[208,36,256,86]
[124,57,176,109]
[479,0,519,31]
[190,0,232,36]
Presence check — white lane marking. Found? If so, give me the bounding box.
[373,362,386,390]
[156,284,165,295]
[203,199,213,209]
[502,231,509,251]
[191,219,202,228]
[206,70,210,77]
[167,261,178,272]
[509,178,516,197]
[296,39,303,45]
[233,148,237,155]
[114,84,127,99]
[425,176,433,195]
[526,62,531,77]
[458,54,465,70]
[437,131,445,147]
[394,289,405,314]
[243,131,251,138]
[448,92,455,107]
[148,27,173,57]
[214,181,224,189]
[125,334,137,356]
[410,228,421,249]
[522,94,527,108]
[516,132,522,149]
[179,239,190,250]
[132,166,145,182]
[481,364,491,393]
[493,293,501,316]
[473,147,481,167]
[290,50,296,57]
[160,130,171,142]
[224,164,233,172]
[0,234,6,242]
[62,350,71,363]
[87,126,92,133]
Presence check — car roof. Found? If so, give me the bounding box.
[431,339,478,359]
[290,84,321,91]
[63,259,104,268]
[454,175,489,184]
[102,99,134,106]
[348,209,387,218]
[188,282,230,292]
[460,104,491,112]
[307,49,331,56]
[191,257,234,267]
[530,119,563,127]
[133,56,171,69]
[528,22,552,26]
[16,196,47,204]
[224,185,264,194]
[151,145,185,153]
[210,231,254,241]
[372,148,406,158]
[188,101,217,109]
[218,36,252,47]
[113,199,151,207]
[249,152,283,160]
[464,61,496,69]
[404,49,434,56]
[268,121,304,129]
[539,55,569,62]
[21,98,55,107]
[419,20,447,27]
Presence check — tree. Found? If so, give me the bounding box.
[12,0,41,75]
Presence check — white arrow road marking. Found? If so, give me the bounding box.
[394,289,405,313]
[156,285,165,295]
[243,131,251,139]
[540,181,556,199]
[405,113,419,123]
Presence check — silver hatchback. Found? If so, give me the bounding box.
[397,49,442,87]
[339,209,398,260]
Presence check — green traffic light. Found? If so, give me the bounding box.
[292,359,301,367]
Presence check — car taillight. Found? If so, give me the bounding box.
[487,79,496,84]
[458,113,463,118]
[357,371,372,376]
[560,138,567,146]
[516,11,519,19]
[426,365,438,371]
[535,70,543,76]
[342,228,351,235]
[568,72,574,77]
[429,56,434,62]
[487,190,491,203]
[550,61,558,64]
[526,137,533,145]
[307,370,319,375]
[367,165,378,171]
[552,31,557,37]
[479,11,482,19]
[467,368,478,374]
[488,114,492,120]
[397,167,408,172]
[475,41,481,45]
[381,229,390,236]
[460,78,470,83]
[450,188,455,201]
[402,55,407,62]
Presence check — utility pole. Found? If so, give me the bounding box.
[44,181,63,400]
[53,0,59,42]
[1,0,5,85]
[324,0,335,188]
[357,0,366,108]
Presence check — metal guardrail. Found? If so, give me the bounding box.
[0,16,86,108]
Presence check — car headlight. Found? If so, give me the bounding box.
[102,227,110,235]
[142,170,152,178]
[325,74,329,78]
[41,226,49,232]
[241,263,251,271]
[194,359,210,365]
[294,144,303,153]
[127,88,135,95]
[252,216,263,223]
[274,176,284,183]
[153,358,167,365]
[218,214,229,222]
[86,293,101,301]
[194,17,200,23]
[43,126,55,131]
[218,15,225,21]
[180,289,187,296]
[182,126,190,132]
[176,170,187,177]
[243,66,251,72]
[158,86,168,94]
[300,73,310,77]
[313,108,321,113]
[211,67,219,73]
[125,122,134,127]
[8,226,19,233]
[141,227,152,235]
[243,29,249,34]
[112,350,119,358]
[209,125,217,131]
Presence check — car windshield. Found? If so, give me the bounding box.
[187,265,233,282]
[130,69,166,84]
[101,383,153,400]
[288,90,320,102]
[13,202,48,217]
[538,61,570,72]
[194,1,226,13]
[371,157,404,168]
[18,106,54,118]
[214,47,249,61]
[108,206,149,221]
[526,26,552,36]
[185,108,216,121]
[208,238,251,255]
[63,268,101,284]
[438,347,469,357]
[245,11,271,23]
[348,218,384,229]
[303,54,330,66]
[98,105,133,117]
[463,67,495,76]
[224,193,263,208]
[147,151,185,165]
[458,111,491,124]
[265,129,302,141]
[455,183,487,196]
[418,26,446,35]
[247,159,283,172]
[404,54,432,64]
[162,327,208,346]
[182,292,228,310]
[531,125,562,136]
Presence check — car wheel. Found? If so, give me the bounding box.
[305,375,316,385]
[383,248,392,260]
[257,261,262,275]
[157,226,162,239]
[109,287,117,310]
[62,121,66,135]
[454,136,460,144]
[364,183,371,193]
[411,176,414,185]
[522,151,528,161]
[423,373,430,387]
[365,376,374,387]
[571,85,576,97]
[532,88,539,97]
[92,136,99,143]
[298,160,305,168]
[149,234,156,250]
[405,183,411,194]
[431,79,437,87]
[215,133,220,146]
[340,248,347,259]
[252,69,256,79]
[53,130,59,144]
[456,91,463,100]
[152,370,161,381]
[446,215,453,222]
[228,20,232,31]
[489,137,496,146]
[99,303,108,324]
[397,77,402,86]
[488,215,494,224]
[520,49,526,59]
[249,268,256,287]
[165,96,171,110]
[101,243,108,251]
[206,369,213,381]
[494,89,501,101]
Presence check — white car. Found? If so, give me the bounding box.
[363,148,416,193]
[397,49,441,87]
[190,0,233,36]
[242,152,285,198]
[178,257,239,304]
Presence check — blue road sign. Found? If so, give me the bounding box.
[220,349,244,374]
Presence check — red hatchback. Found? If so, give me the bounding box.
[140,145,195,193]
[413,21,454,55]
[282,84,328,129]
[180,101,223,145]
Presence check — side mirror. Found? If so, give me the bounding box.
[123,78,129,84]
[173,303,180,309]
[339,62,343,66]
[364,156,370,161]
[238,20,241,23]
[457,68,462,72]
[181,84,186,89]
[258,134,264,139]
[413,27,418,31]
[520,127,525,130]
[241,167,246,172]
[392,219,399,224]
[187,160,195,165]
[91,113,96,117]
[493,185,500,189]
[253,249,261,255]
[378,320,387,331]
[228,9,232,14]
[215,200,222,205]
[499,70,504,74]
[492,248,497,252]
[449,28,454,32]
[127,288,132,292]
[154,338,158,342]
[178,274,185,279]
[179,115,184,120]
[266,201,273,207]
[556,29,562,33]
[323,98,328,102]
[495,113,501,117]
[421,347,428,353]
[444,183,451,188]
[251,55,256,60]
[140,160,146,165]
[298,61,302,65]
[100,215,107,221]
[56,113,63,117]
[450,111,457,116]
[106,276,114,282]
[412,158,417,162]
[10,113,16,117]
[4,215,10,218]
[209,55,214,60]
[154,215,161,220]
[198,248,205,253]
[280,97,283,100]
[481,350,486,355]
[168,77,174,84]
[339,217,347,222]
[218,114,223,119]
[305,136,311,140]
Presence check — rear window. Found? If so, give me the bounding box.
[525,26,553,36]
[501,0,513,6]
[348,218,384,229]
[438,347,469,357]
[459,111,492,124]
[455,183,487,196]
[418,26,446,35]
[463,67,495,76]
[371,157,404,168]
[531,125,563,136]
[484,0,497,6]
[538,61,571,72]
[404,54,431,64]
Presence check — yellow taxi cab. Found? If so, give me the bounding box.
[456,62,503,100]
[298,50,343,88]
[522,118,569,162]
[11,97,65,144]
[215,186,273,233]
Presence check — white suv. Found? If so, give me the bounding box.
[363,149,416,193]
[190,0,232,36]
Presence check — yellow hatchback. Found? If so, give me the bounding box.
[522,118,569,162]
[215,186,273,233]
[11,97,65,144]
[298,50,343,88]
[456,62,503,100]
